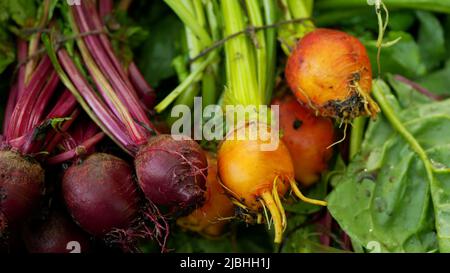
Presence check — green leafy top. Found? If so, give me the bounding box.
[3,0,37,27]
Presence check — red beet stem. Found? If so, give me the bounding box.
[47,132,105,165]
[84,0,131,82]
[46,89,78,119]
[43,89,80,153]
[128,62,157,109]
[42,2,208,218]
[7,56,52,140]
[98,0,114,19]
[71,8,145,140]
[79,1,156,131]
[44,109,81,154]
[3,84,18,134]
[15,39,28,100]
[57,49,134,150]
[318,211,333,247]
[4,40,28,135]
[7,135,27,151]
[77,3,149,121]
[7,107,79,155]
[69,8,148,145]
[51,118,102,161]
[66,120,101,150]
[27,70,60,131]
[394,74,446,101]
[43,33,135,154]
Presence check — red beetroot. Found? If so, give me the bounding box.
[22,210,90,253]
[135,135,208,214]
[0,216,25,252]
[50,120,169,251]
[45,1,209,223]
[0,2,77,251]
[0,212,6,234]
[177,153,235,238]
[0,212,9,249]
[0,151,44,227]
[62,153,139,236]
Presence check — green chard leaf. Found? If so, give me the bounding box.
[0,0,9,22]
[416,11,446,71]
[363,31,426,78]
[0,71,10,126]
[445,16,450,59]
[284,177,328,215]
[281,225,323,253]
[109,10,149,65]
[328,81,450,253]
[387,74,432,108]
[36,0,58,26]
[388,11,416,31]
[418,59,450,97]
[136,14,183,87]
[282,224,350,253]
[284,155,345,215]
[315,0,450,14]
[165,225,273,253]
[5,0,37,27]
[0,25,15,74]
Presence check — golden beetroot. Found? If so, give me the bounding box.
[217,125,290,243]
[217,124,326,243]
[272,94,335,187]
[177,153,235,238]
[285,28,379,121]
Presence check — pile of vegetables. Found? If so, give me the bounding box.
[0,0,449,253]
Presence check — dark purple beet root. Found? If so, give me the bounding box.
[22,210,90,253]
[0,211,8,250]
[135,135,208,214]
[0,221,26,253]
[0,212,6,234]
[0,150,44,226]
[62,153,140,236]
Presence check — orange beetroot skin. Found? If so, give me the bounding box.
[272,94,335,187]
[285,28,378,120]
[62,153,140,236]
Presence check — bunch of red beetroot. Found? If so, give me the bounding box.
[0,0,208,253]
